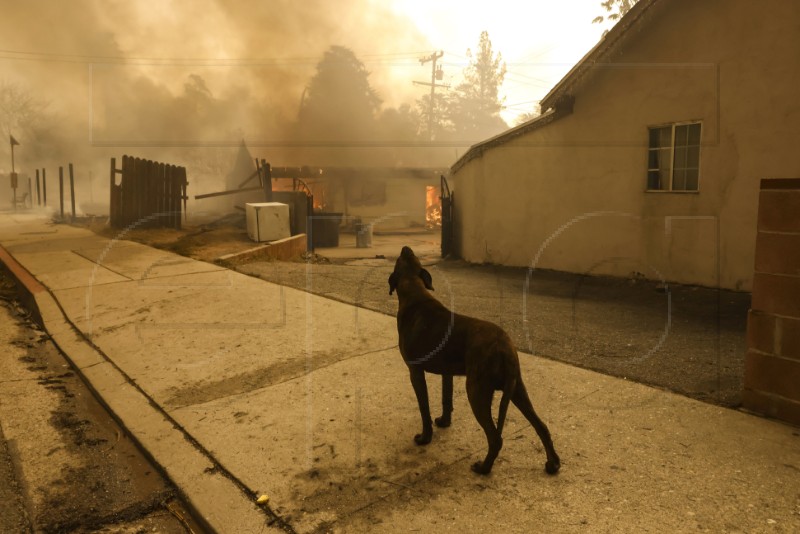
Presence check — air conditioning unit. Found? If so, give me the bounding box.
[245,202,291,242]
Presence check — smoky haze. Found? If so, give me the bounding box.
[0,0,473,212]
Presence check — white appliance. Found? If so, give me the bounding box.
[245,202,291,242]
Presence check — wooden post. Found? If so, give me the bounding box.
[122,155,131,228]
[132,156,141,226]
[261,159,273,202]
[157,162,166,226]
[255,158,263,187]
[165,165,172,228]
[42,168,47,206]
[109,158,116,227]
[144,159,153,227]
[35,169,41,206]
[58,166,64,220]
[169,165,179,229]
[125,155,135,227]
[69,163,76,221]
[179,166,187,230]
[121,156,130,228]
[141,158,149,226]
[131,157,139,225]
[143,159,150,226]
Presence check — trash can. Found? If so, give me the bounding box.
[355,223,373,248]
[311,212,342,247]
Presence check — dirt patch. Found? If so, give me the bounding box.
[0,269,203,533]
[164,349,360,409]
[85,213,258,263]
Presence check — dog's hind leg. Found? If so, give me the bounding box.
[511,378,561,474]
[435,374,453,428]
[467,376,503,474]
[409,366,433,445]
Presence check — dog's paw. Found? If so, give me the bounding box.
[434,415,451,428]
[414,432,432,445]
[471,461,491,475]
[545,460,561,475]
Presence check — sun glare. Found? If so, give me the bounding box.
[388,0,608,123]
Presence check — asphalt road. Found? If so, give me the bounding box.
[238,256,751,407]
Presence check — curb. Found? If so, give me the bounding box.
[0,244,287,533]
[217,234,307,266]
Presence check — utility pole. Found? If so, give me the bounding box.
[414,51,449,141]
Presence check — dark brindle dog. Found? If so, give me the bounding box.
[388,246,560,475]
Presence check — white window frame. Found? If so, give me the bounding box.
[646,121,702,193]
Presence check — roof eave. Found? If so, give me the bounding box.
[450,106,569,174]
[449,0,663,176]
[540,0,661,111]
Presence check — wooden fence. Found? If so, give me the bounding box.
[109,155,187,229]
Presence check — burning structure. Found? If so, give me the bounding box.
[200,142,447,234]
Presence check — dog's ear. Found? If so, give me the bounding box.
[388,272,398,295]
[419,268,434,291]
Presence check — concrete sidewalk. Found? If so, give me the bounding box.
[1,211,798,533]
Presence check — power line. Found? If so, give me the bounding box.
[0,47,432,66]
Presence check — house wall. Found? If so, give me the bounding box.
[454,0,800,290]
[345,178,430,231]
[310,176,433,230]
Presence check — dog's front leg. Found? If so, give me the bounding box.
[409,366,433,445]
[435,374,453,428]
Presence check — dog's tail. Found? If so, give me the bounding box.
[496,375,516,435]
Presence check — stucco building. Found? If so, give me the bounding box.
[450,0,800,291]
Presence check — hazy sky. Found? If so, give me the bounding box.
[0,0,614,176]
[387,0,611,122]
[1,0,610,121]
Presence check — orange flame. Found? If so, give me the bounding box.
[426,185,441,229]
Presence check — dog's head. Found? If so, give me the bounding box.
[388,246,434,296]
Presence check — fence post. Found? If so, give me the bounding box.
[166,165,173,229]
[175,166,182,229]
[69,163,76,221]
[42,168,47,206]
[58,166,64,220]
[261,159,273,202]
[109,158,116,227]
[178,166,187,230]
[35,169,41,206]
[125,156,133,226]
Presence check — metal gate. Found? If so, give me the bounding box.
[440,174,454,257]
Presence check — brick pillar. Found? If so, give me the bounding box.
[743,178,800,425]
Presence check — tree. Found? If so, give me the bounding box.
[376,103,419,142]
[0,80,62,167]
[414,91,451,141]
[514,108,541,126]
[446,31,508,141]
[0,80,47,145]
[295,46,382,142]
[592,0,639,29]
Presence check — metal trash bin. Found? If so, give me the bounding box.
[355,223,373,248]
[311,212,342,247]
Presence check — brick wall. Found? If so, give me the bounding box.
[743,178,800,425]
